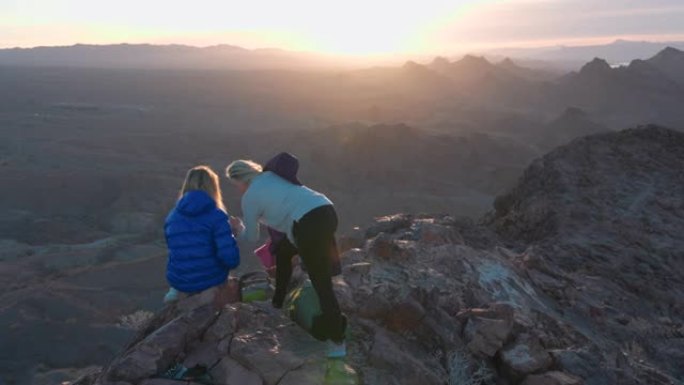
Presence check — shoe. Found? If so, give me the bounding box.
[163,287,179,303]
[326,340,347,358]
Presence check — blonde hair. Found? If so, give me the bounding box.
[225,160,263,183]
[180,165,226,211]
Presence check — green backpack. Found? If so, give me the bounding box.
[239,271,273,303]
[284,279,322,332]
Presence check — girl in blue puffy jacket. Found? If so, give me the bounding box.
[163,166,240,302]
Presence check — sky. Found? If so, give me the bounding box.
[1,0,684,54]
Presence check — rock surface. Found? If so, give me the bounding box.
[499,334,552,378]
[74,126,683,385]
[521,371,583,385]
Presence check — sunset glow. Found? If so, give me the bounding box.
[1,0,684,53]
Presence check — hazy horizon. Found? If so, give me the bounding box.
[3,0,684,56]
[3,36,684,53]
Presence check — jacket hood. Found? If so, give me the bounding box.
[177,190,217,216]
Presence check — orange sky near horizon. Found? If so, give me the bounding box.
[1,0,684,54]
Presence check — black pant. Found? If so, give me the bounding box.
[289,205,346,342]
[272,235,299,308]
[271,225,341,311]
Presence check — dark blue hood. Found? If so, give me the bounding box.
[177,190,217,216]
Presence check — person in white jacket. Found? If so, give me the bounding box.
[226,159,347,358]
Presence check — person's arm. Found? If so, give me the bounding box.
[213,213,240,269]
[238,191,261,243]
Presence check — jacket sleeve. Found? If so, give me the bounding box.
[239,190,261,243]
[213,213,240,269]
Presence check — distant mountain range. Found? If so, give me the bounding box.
[0,43,352,70]
[2,39,684,72]
[0,42,682,132]
[486,39,684,68]
[552,47,684,126]
[402,46,684,127]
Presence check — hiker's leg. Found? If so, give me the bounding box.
[295,206,345,342]
[272,243,295,308]
[307,252,346,342]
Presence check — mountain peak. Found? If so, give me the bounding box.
[651,46,684,61]
[538,107,608,149]
[430,56,450,66]
[401,60,437,78]
[402,60,421,69]
[498,57,517,68]
[427,56,454,74]
[579,57,612,76]
[660,46,683,56]
[646,46,684,84]
[457,54,491,66]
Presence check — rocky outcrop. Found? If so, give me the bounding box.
[491,125,684,383]
[75,126,683,385]
[647,47,684,85]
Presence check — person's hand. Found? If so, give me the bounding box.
[229,216,244,234]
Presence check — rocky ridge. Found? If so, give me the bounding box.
[74,126,684,385]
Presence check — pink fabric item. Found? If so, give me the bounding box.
[255,240,276,269]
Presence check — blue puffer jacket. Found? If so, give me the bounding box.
[164,190,240,293]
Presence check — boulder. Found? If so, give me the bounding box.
[464,316,512,357]
[369,329,443,385]
[550,349,615,385]
[341,262,372,288]
[210,356,263,385]
[461,305,515,358]
[230,332,309,385]
[417,309,463,351]
[499,334,552,378]
[521,371,583,385]
[365,214,413,238]
[367,232,400,260]
[354,290,393,320]
[105,305,217,382]
[337,227,365,252]
[417,222,464,246]
[203,306,238,342]
[278,361,327,385]
[105,315,191,382]
[182,341,220,368]
[333,278,356,314]
[228,304,324,385]
[139,380,204,385]
[69,368,103,385]
[383,297,426,333]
